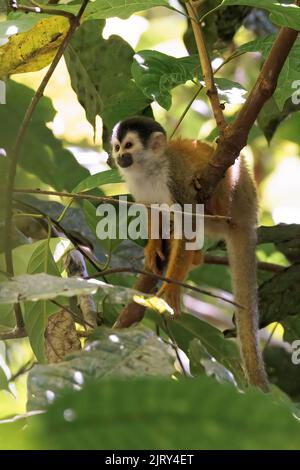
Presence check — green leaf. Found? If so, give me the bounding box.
[23,239,62,362]
[222,0,300,30]
[62,0,170,20]
[149,312,245,386]
[214,77,247,104]
[238,36,300,110]
[65,20,150,132]
[27,326,175,409]
[189,338,237,386]
[73,169,122,193]
[259,264,300,327]
[0,272,149,309]
[264,345,300,402]
[132,50,201,110]
[0,12,50,37]
[21,376,300,449]
[282,315,300,344]
[0,80,89,191]
[258,224,300,262]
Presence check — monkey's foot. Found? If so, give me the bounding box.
[144,239,165,275]
[157,282,181,317]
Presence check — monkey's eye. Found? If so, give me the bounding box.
[125,142,133,149]
[115,144,120,152]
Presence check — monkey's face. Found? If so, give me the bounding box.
[111,117,167,175]
[111,131,144,169]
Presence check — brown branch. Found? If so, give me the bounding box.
[0,328,27,340]
[90,266,243,308]
[110,253,284,328]
[204,255,284,274]
[186,1,227,133]
[196,0,300,202]
[4,0,89,332]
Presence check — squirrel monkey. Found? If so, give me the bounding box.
[111,116,268,391]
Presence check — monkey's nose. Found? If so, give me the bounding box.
[117,153,133,168]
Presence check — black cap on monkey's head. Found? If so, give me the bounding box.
[113,116,166,147]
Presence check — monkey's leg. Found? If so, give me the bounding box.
[157,238,195,317]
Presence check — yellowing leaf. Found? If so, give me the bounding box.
[133,294,174,315]
[0,16,70,77]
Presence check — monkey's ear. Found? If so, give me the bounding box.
[149,131,167,154]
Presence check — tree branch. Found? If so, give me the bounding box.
[186,1,227,133]
[196,0,300,202]
[204,255,284,274]
[13,188,231,225]
[4,0,89,331]
[91,266,243,308]
[11,0,75,20]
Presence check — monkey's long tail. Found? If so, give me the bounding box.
[226,226,269,391]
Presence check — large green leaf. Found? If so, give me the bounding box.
[0,272,141,305]
[238,36,300,110]
[259,264,300,327]
[258,224,300,262]
[73,169,122,193]
[132,51,202,109]
[5,375,300,449]
[222,0,300,30]
[65,20,150,131]
[148,312,245,386]
[0,80,89,192]
[27,326,175,409]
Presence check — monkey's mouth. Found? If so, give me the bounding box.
[117,154,133,168]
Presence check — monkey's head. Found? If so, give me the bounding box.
[111,116,167,173]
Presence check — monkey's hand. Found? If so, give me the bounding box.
[144,238,165,275]
[157,282,181,318]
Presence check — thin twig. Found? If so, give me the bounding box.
[13,188,231,224]
[88,266,242,308]
[162,317,188,377]
[4,0,90,331]
[263,322,279,351]
[170,51,247,138]
[170,85,203,139]
[50,299,95,330]
[186,1,227,133]
[8,359,36,383]
[0,328,27,341]
[11,0,75,20]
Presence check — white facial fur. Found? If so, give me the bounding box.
[111,126,172,204]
